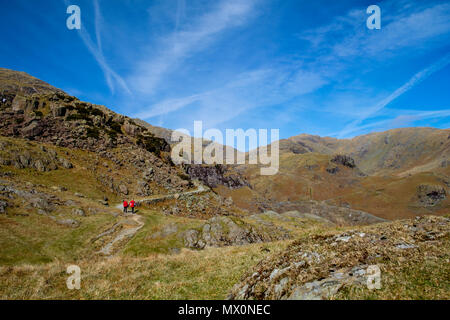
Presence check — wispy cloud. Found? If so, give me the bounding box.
[331,109,450,135]
[338,52,450,137]
[66,0,450,137]
[64,0,131,95]
[299,1,450,60]
[135,67,327,128]
[128,0,258,95]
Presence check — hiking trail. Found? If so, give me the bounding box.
[96,182,208,256]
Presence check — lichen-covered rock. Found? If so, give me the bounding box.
[55,218,80,228]
[21,120,43,137]
[331,155,356,168]
[182,216,289,249]
[72,208,86,216]
[0,200,8,213]
[227,216,449,300]
[185,164,249,189]
[58,157,73,169]
[119,184,129,195]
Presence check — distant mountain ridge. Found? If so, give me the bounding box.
[0,67,448,221]
[280,127,450,175]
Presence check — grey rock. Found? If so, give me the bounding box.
[58,157,73,169]
[0,200,8,213]
[30,197,52,212]
[288,279,343,300]
[56,218,80,228]
[22,121,43,137]
[12,95,29,111]
[335,235,352,242]
[395,243,417,250]
[72,208,86,216]
[33,159,46,172]
[119,184,129,195]
[65,199,78,206]
[183,229,205,249]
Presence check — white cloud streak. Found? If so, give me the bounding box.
[64,0,131,95]
[128,0,258,95]
[338,52,450,137]
[135,68,327,128]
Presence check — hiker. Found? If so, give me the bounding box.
[123,200,128,213]
[130,199,135,214]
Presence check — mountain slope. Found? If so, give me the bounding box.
[281,127,450,175]
[0,68,448,300]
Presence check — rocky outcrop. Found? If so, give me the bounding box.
[228,216,449,300]
[182,216,287,249]
[0,87,170,162]
[0,200,8,213]
[331,155,356,168]
[0,143,72,172]
[185,164,249,189]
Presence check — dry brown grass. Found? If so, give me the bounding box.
[0,240,291,300]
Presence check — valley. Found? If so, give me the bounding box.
[0,68,448,300]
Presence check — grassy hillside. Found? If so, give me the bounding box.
[0,68,448,300]
[281,127,450,175]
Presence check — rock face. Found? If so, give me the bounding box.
[331,155,356,168]
[0,147,71,172]
[21,120,43,137]
[417,184,447,206]
[185,164,249,189]
[0,75,170,162]
[228,216,450,300]
[182,216,288,249]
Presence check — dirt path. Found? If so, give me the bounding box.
[98,183,208,256]
[97,214,144,256]
[114,182,208,209]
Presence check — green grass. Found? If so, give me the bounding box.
[123,210,204,256]
[0,209,116,266]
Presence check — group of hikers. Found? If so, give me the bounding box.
[122,199,136,214]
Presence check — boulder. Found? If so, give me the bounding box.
[183,229,206,249]
[123,122,140,136]
[30,197,53,212]
[33,159,47,172]
[56,219,80,228]
[58,157,73,169]
[183,216,266,249]
[0,200,8,214]
[72,208,86,216]
[11,95,27,111]
[21,120,43,137]
[119,184,129,195]
[331,155,356,168]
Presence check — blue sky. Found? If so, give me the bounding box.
[1,0,450,143]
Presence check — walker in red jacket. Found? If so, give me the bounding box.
[123,200,128,213]
[130,200,136,214]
